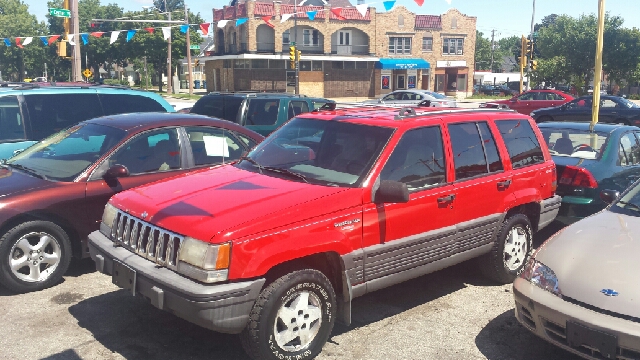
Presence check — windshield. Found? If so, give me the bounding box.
[611,181,640,217]
[237,117,394,187]
[427,92,447,99]
[618,97,639,108]
[539,127,608,160]
[7,123,126,181]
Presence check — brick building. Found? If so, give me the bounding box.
[201,0,476,98]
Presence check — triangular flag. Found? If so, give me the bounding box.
[15,38,23,48]
[262,16,274,28]
[126,29,137,42]
[144,27,154,33]
[110,30,121,44]
[81,33,89,45]
[67,34,75,46]
[199,23,209,36]
[3,38,10,47]
[217,20,229,28]
[40,36,48,46]
[356,4,368,17]
[307,11,317,21]
[161,27,171,40]
[281,14,292,23]
[47,35,60,45]
[235,18,248,26]
[180,24,189,33]
[22,37,33,46]
[330,8,345,20]
[90,32,104,38]
[383,0,396,11]
[414,0,424,5]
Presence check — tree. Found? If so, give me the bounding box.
[153,0,184,12]
[496,36,521,72]
[474,30,492,71]
[534,14,558,32]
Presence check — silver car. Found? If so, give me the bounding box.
[365,89,457,107]
[514,183,640,359]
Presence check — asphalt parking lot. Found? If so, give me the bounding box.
[0,222,582,360]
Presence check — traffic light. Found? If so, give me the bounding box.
[57,40,67,57]
[194,59,200,67]
[530,59,538,71]
[289,45,296,69]
[296,50,301,62]
[525,38,534,58]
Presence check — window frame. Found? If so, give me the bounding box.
[422,37,433,52]
[389,37,412,55]
[184,126,247,167]
[442,37,464,55]
[303,29,320,47]
[448,121,503,182]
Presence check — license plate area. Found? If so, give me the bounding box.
[566,321,617,359]
[112,260,136,296]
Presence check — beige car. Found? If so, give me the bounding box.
[513,185,640,359]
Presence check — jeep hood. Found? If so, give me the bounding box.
[109,165,361,243]
[534,210,640,318]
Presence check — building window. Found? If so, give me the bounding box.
[283,30,290,46]
[422,37,433,52]
[443,38,464,55]
[389,37,412,55]
[303,29,319,47]
[338,30,351,45]
[451,18,457,29]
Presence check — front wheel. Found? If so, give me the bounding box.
[241,269,336,360]
[479,214,532,284]
[0,221,72,293]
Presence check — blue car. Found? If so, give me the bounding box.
[538,122,640,224]
[0,83,174,159]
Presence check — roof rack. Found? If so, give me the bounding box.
[393,107,517,121]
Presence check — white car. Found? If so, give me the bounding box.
[365,89,457,107]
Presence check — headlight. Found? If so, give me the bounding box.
[521,259,562,297]
[177,237,231,283]
[102,203,117,229]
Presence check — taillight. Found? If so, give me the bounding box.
[551,167,557,192]
[558,165,598,188]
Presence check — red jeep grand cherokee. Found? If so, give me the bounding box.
[88,106,561,360]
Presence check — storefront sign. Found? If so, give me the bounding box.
[381,75,390,89]
[408,76,416,89]
[436,60,467,68]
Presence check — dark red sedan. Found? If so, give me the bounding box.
[479,89,574,115]
[0,113,263,293]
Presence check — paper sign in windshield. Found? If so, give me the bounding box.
[203,136,229,157]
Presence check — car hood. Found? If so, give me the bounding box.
[0,166,54,198]
[109,165,359,243]
[535,210,640,317]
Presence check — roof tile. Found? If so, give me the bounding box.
[415,15,441,29]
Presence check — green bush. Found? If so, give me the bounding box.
[627,93,640,100]
[102,79,130,86]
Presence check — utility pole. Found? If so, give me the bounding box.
[185,4,193,96]
[70,0,81,81]
[163,0,173,94]
[294,0,299,95]
[489,29,496,72]
[144,56,149,90]
[527,0,536,90]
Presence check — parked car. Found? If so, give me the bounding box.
[190,92,333,136]
[88,106,560,360]
[531,95,640,125]
[0,113,263,293]
[538,122,640,224]
[0,83,175,160]
[477,84,503,96]
[364,89,457,107]
[514,179,640,359]
[480,89,574,115]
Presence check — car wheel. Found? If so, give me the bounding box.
[240,269,336,360]
[0,221,72,293]
[536,115,553,123]
[479,214,532,284]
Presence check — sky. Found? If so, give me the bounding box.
[21,0,640,40]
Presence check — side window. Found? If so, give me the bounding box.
[518,92,536,101]
[246,99,280,126]
[477,122,503,172]
[312,101,330,110]
[382,94,395,101]
[185,126,245,166]
[99,94,167,115]
[619,133,640,166]
[287,101,310,120]
[109,128,181,174]
[449,122,489,180]
[380,126,446,191]
[601,99,618,108]
[0,96,25,140]
[24,94,103,140]
[495,120,545,169]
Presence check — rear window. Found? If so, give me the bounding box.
[495,120,544,168]
[191,95,244,123]
[0,96,25,140]
[99,94,167,114]
[539,127,608,160]
[24,94,103,140]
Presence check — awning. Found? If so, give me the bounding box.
[376,58,430,70]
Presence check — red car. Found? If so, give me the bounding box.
[89,106,560,360]
[480,89,574,115]
[0,113,263,293]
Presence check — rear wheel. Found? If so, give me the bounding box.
[479,214,532,284]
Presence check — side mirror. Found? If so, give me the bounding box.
[600,189,620,205]
[374,180,409,204]
[104,164,130,180]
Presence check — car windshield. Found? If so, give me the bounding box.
[427,92,447,99]
[611,181,640,217]
[617,97,639,108]
[539,127,608,160]
[237,117,394,187]
[6,123,126,181]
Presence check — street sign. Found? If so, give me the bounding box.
[83,69,93,78]
[49,8,71,18]
[189,45,200,50]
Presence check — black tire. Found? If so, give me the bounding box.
[479,214,533,284]
[240,269,336,360]
[536,115,553,123]
[0,221,72,293]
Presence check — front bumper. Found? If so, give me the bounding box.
[513,278,640,359]
[88,230,265,334]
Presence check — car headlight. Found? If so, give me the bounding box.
[521,259,562,297]
[177,237,231,283]
[101,203,117,232]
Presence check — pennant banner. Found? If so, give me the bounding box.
[15,38,23,48]
[307,11,317,21]
[90,32,104,38]
[144,27,154,33]
[110,30,121,45]
[180,24,189,33]
[383,0,396,11]
[40,36,48,46]
[414,0,424,5]
[126,29,137,42]
[281,14,292,23]
[235,18,248,26]
[67,34,75,46]
[161,27,171,40]
[48,35,60,45]
[22,37,33,46]
[3,38,10,47]
[217,20,229,28]
[330,8,345,20]
[262,16,274,28]
[199,23,209,36]
[355,4,368,17]
[81,33,89,45]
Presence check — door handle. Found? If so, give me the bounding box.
[437,194,456,203]
[497,179,512,188]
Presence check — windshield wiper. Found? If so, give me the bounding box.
[6,163,47,180]
[240,156,263,174]
[262,166,309,183]
[618,200,640,213]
